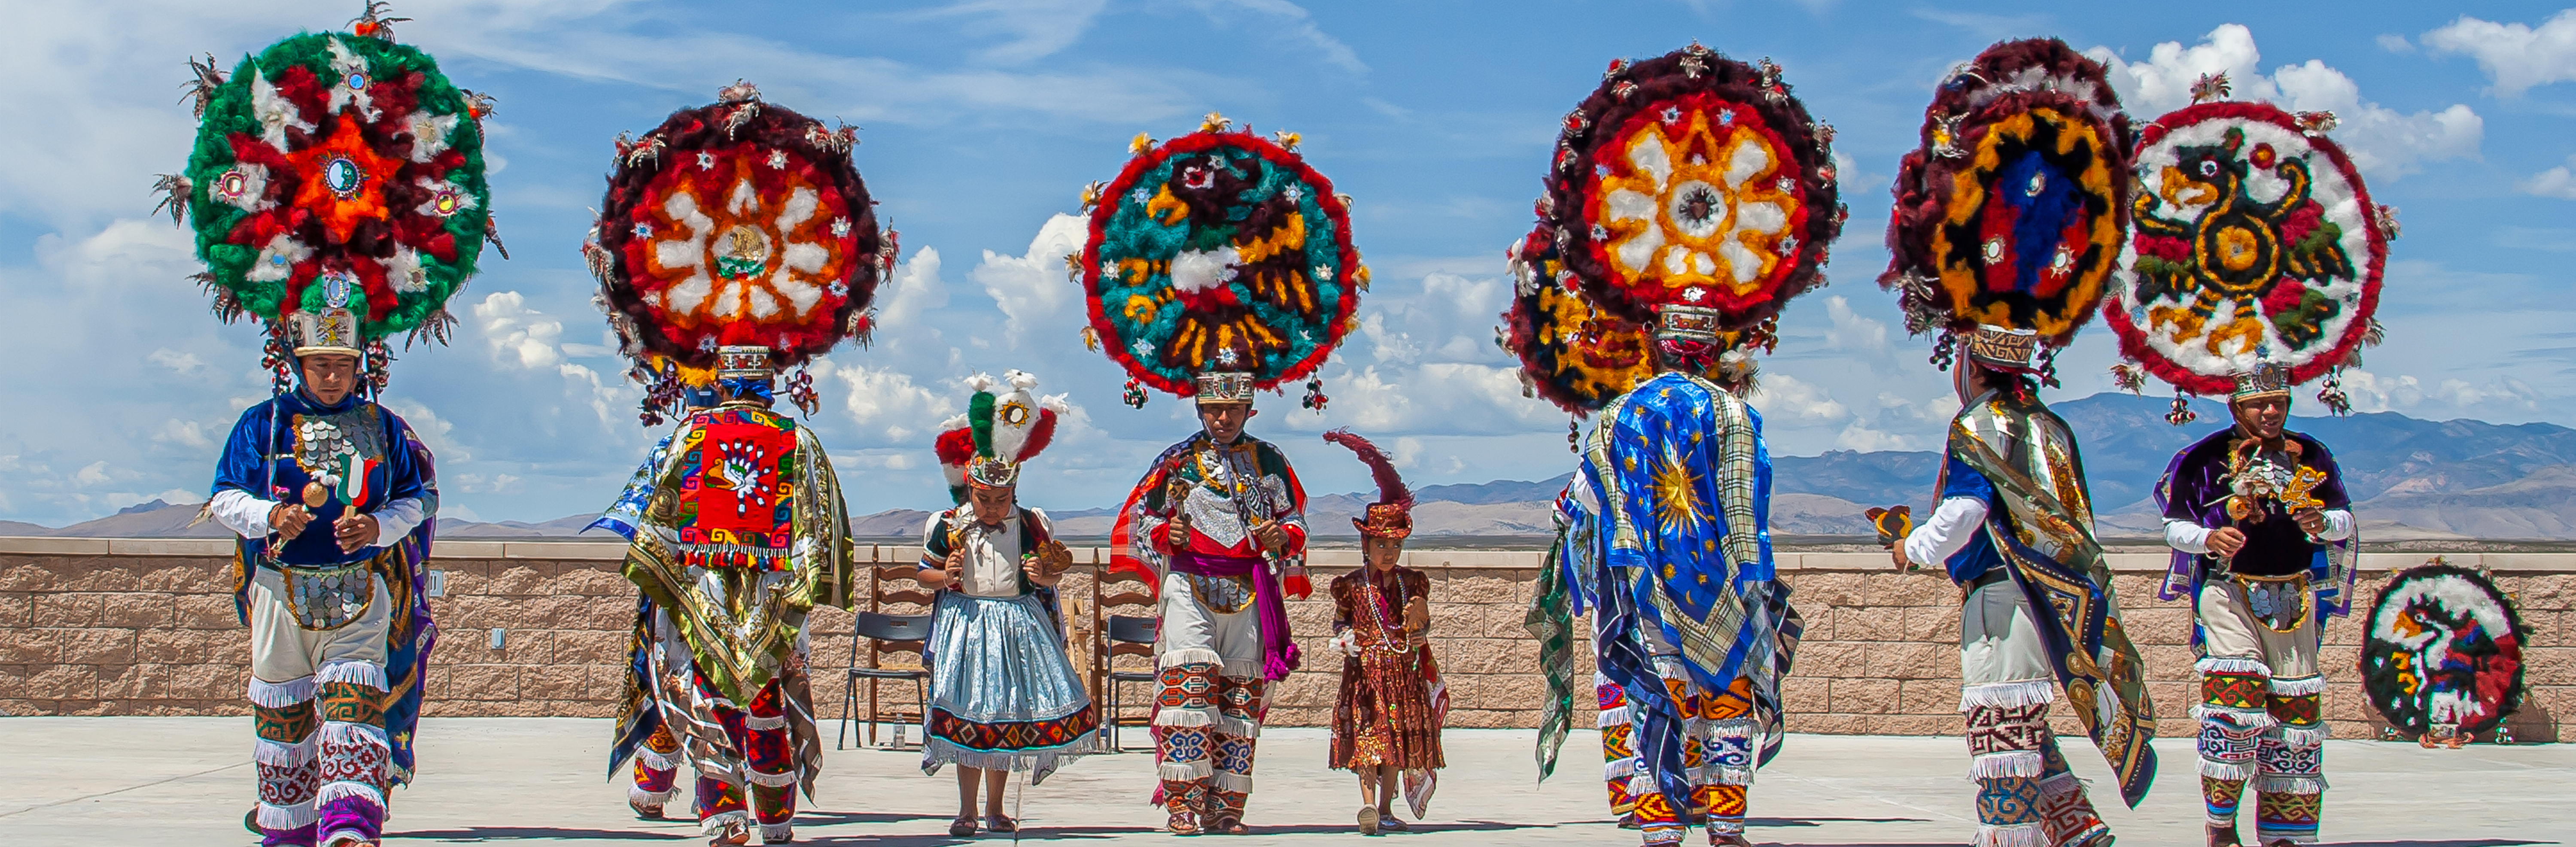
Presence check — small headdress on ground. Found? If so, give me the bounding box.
[1074,112,1366,412]
[1497,222,1656,437]
[1537,44,1843,383]
[934,370,1068,504]
[163,4,497,395]
[585,82,888,419]
[1880,38,2136,383]
[1324,429,1411,540]
[2105,85,2391,421]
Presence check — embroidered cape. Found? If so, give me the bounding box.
[1946,394,2159,807]
[1570,371,1797,814]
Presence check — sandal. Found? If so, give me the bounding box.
[984,814,1018,833]
[1358,806,1380,835]
[1207,813,1249,836]
[707,820,751,847]
[2208,824,2241,847]
[949,816,979,837]
[630,798,664,820]
[1167,808,1203,836]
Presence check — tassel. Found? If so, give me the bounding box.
[2167,394,2199,426]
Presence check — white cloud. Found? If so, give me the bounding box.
[2422,10,2576,97]
[877,247,952,333]
[1823,295,1893,367]
[2524,155,2576,200]
[816,359,955,440]
[2088,24,2482,177]
[148,348,206,375]
[472,291,567,370]
[1183,0,1366,74]
[916,0,1110,64]
[381,398,472,464]
[1834,421,1916,452]
[2377,34,2415,54]
[153,419,213,451]
[74,461,111,487]
[1747,373,1849,423]
[970,213,1088,344]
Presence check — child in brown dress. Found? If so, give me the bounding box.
[1322,430,1447,835]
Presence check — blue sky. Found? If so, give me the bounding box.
[2,0,2571,525]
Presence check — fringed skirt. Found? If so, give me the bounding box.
[919,592,1098,783]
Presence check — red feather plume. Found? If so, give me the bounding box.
[934,427,976,467]
[1323,428,1410,507]
[1017,407,1059,462]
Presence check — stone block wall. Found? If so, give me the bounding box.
[0,538,2565,745]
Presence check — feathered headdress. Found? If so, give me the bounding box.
[586,82,888,417]
[933,370,1068,504]
[1324,428,1411,539]
[1075,113,1366,411]
[1881,38,2135,379]
[162,6,498,395]
[1499,222,1657,418]
[2106,91,2393,420]
[1539,44,1843,355]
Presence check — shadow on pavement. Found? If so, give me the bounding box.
[392,826,692,841]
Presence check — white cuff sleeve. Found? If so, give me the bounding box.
[208,489,275,538]
[1901,496,1986,566]
[2164,518,2213,555]
[368,497,426,544]
[2316,509,2354,542]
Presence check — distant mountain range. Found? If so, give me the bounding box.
[15,393,2576,540]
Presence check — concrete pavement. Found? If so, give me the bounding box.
[0,717,2565,845]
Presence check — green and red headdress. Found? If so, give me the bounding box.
[164,6,497,393]
[584,82,890,417]
[1074,113,1365,410]
[1881,38,2135,379]
[932,370,1067,504]
[1539,44,1843,348]
[2107,82,2395,420]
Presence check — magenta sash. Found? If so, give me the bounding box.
[1171,551,1299,680]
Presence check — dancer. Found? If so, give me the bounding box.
[2156,364,2354,847]
[171,9,489,844]
[1321,430,1447,835]
[586,82,883,846]
[1530,43,1837,847]
[1079,114,1368,836]
[916,371,1097,836]
[2104,84,2396,847]
[1881,38,2155,847]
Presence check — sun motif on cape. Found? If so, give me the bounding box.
[1649,446,1706,535]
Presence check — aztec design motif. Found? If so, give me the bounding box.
[925,705,1098,752]
[2110,101,2388,395]
[1499,224,1656,416]
[2204,669,2268,710]
[671,409,800,566]
[1882,39,2135,352]
[173,27,492,347]
[590,84,885,369]
[1078,117,1365,397]
[1966,702,2050,759]
[2361,562,2527,736]
[1542,43,1843,328]
[1976,775,2044,826]
[1157,663,1218,710]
